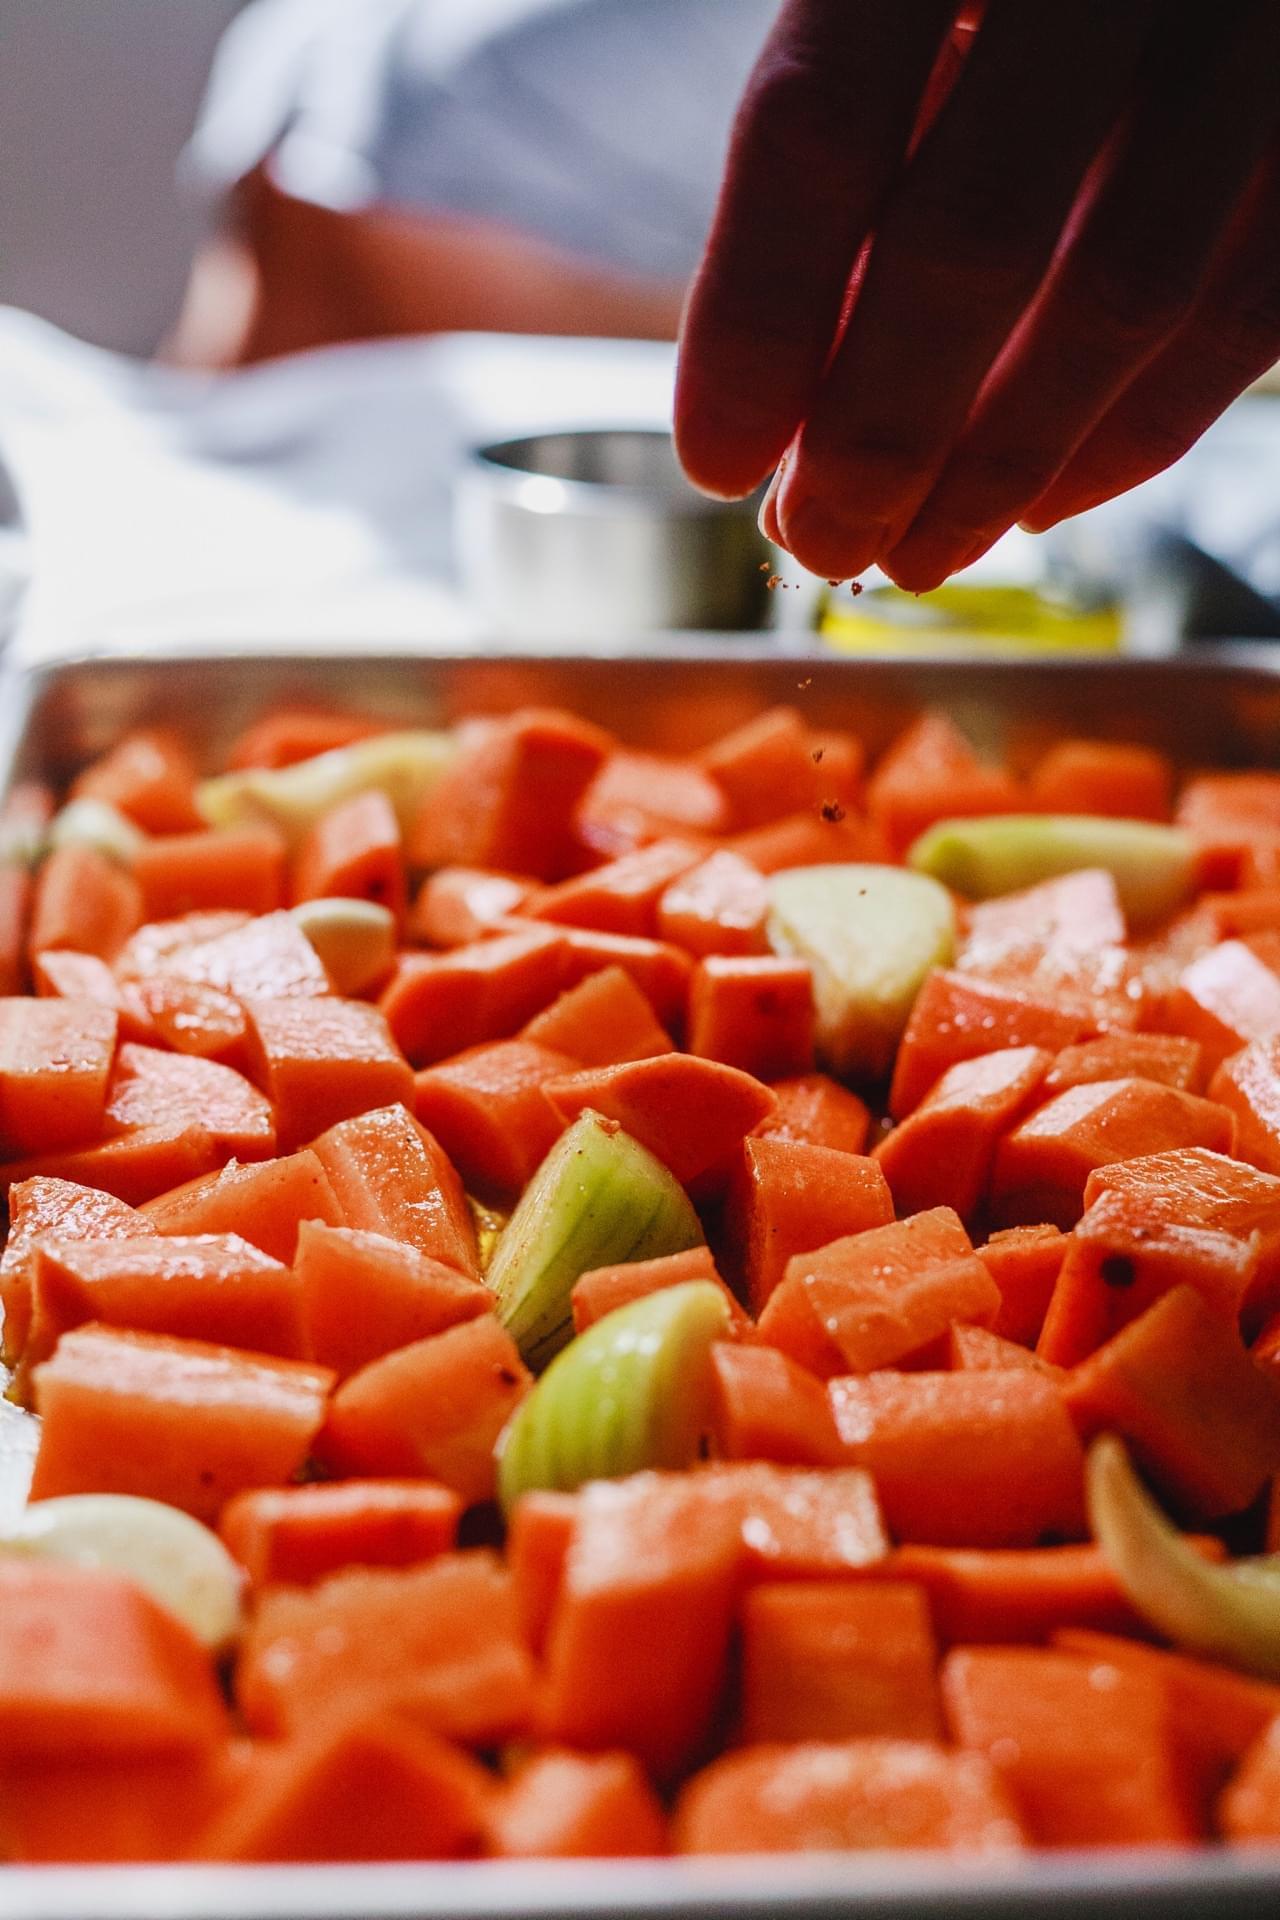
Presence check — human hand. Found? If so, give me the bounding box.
[675,0,1280,590]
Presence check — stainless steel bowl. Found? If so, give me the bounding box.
[454,428,772,641]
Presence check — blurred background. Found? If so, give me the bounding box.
[0,1,247,356]
[0,0,1278,658]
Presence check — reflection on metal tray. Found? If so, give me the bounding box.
[4,641,1280,1920]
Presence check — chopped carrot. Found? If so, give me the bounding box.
[755,1071,871,1155]
[708,1341,846,1468]
[30,1324,334,1523]
[224,706,386,771]
[485,1748,667,1858]
[957,870,1127,975]
[0,996,118,1155]
[700,706,863,830]
[1166,933,1280,1071]
[553,927,693,1032]
[507,1491,578,1656]
[25,1232,306,1374]
[521,964,673,1065]
[34,948,155,1043]
[543,1053,776,1191]
[740,1580,943,1743]
[195,1715,492,1863]
[295,1221,490,1379]
[724,808,889,875]
[541,1473,743,1781]
[875,1045,1051,1222]
[128,908,332,1004]
[0,1559,227,1759]
[1,1123,221,1209]
[1210,1037,1280,1177]
[1202,888,1280,939]
[409,867,534,947]
[656,849,770,957]
[758,1208,999,1378]
[243,996,414,1152]
[890,970,1091,1119]
[687,955,815,1081]
[975,1225,1067,1348]
[575,749,729,860]
[948,1324,1061,1374]
[310,1104,479,1275]
[675,1740,1024,1854]
[942,1647,1197,1846]
[411,708,611,881]
[236,1552,534,1746]
[219,1480,462,1589]
[70,728,202,833]
[884,1541,1175,1644]
[990,1077,1234,1230]
[413,1039,574,1201]
[0,1175,154,1367]
[695,1461,889,1579]
[521,838,703,938]
[29,845,142,963]
[1044,1031,1204,1094]
[378,927,565,1067]
[142,1146,344,1262]
[829,1370,1087,1547]
[316,1314,531,1503]
[290,787,405,925]
[130,975,250,1064]
[867,710,1024,857]
[0,1746,242,1865]
[1063,1284,1280,1519]
[1028,740,1173,820]
[723,1136,893,1315]
[571,1247,750,1339]
[1054,1628,1280,1816]
[103,1041,276,1160]
[133,826,287,921]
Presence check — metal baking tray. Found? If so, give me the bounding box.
[4,638,1280,1920]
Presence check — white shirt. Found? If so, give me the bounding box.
[186,0,781,281]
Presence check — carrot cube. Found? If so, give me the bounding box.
[687,955,815,1081]
[413,1038,573,1200]
[1045,1032,1204,1095]
[675,1740,1024,1854]
[724,1135,894,1316]
[656,849,770,958]
[296,1220,489,1379]
[196,1715,492,1863]
[553,928,693,1032]
[755,1071,870,1155]
[1028,739,1172,820]
[708,1341,846,1468]
[378,928,565,1068]
[143,1145,344,1263]
[890,969,1090,1119]
[0,1559,226,1759]
[1167,936,1280,1071]
[571,1247,751,1340]
[522,837,703,938]
[0,996,117,1155]
[975,1225,1067,1348]
[521,964,673,1065]
[411,708,611,880]
[235,1552,534,1746]
[875,1045,1050,1222]
[30,1324,333,1522]
[759,1207,999,1378]
[990,1077,1234,1230]
[868,709,1024,857]
[219,1480,462,1589]
[29,845,142,964]
[290,788,405,924]
[1063,1284,1280,1518]
[70,727,202,833]
[700,706,863,830]
[26,1232,307,1370]
[0,1175,154,1367]
[942,1646,1197,1846]
[1211,1037,1280,1177]
[486,1748,667,1858]
[243,996,413,1151]
[410,866,534,947]
[543,1053,777,1191]
[310,1103,479,1275]
[134,826,287,921]
[316,1314,531,1503]
[740,1580,942,1743]
[103,1041,276,1160]
[829,1369,1087,1547]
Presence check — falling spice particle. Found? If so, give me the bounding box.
[811,747,825,764]
[797,677,812,690]
[821,802,846,823]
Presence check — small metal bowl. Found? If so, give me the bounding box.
[454,428,772,641]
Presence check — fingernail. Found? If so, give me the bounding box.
[757,470,783,543]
